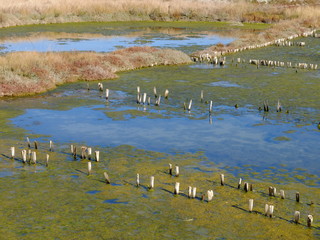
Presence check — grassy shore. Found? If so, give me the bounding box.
[0,47,192,97]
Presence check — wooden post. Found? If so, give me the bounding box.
[142,93,147,105]
[164,89,169,99]
[277,99,282,112]
[244,182,249,192]
[155,95,161,106]
[137,86,140,95]
[192,187,197,199]
[294,211,300,223]
[104,172,111,184]
[187,99,192,111]
[264,204,269,216]
[95,151,100,162]
[174,182,180,195]
[87,162,92,175]
[268,205,274,218]
[28,149,32,163]
[249,183,253,191]
[98,83,103,91]
[21,150,27,163]
[147,97,151,105]
[188,186,192,198]
[220,174,225,186]
[27,137,31,148]
[87,147,92,160]
[10,147,15,159]
[209,100,213,115]
[32,151,37,164]
[105,88,109,100]
[238,178,242,189]
[34,141,38,150]
[70,144,74,154]
[280,190,285,199]
[175,165,179,177]
[200,90,204,102]
[73,146,77,159]
[81,146,87,159]
[149,176,154,190]
[46,154,49,167]
[207,190,214,202]
[248,199,254,212]
[296,192,300,202]
[136,173,140,187]
[169,163,173,176]
[307,215,313,227]
[49,140,54,152]
[153,86,157,98]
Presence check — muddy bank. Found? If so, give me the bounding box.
[0,46,192,97]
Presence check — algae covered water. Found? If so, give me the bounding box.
[0,22,319,239]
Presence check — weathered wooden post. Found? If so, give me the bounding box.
[81,146,87,159]
[220,174,225,186]
[268,205,274,218]
[155,95,161,106]
[307,215,313,227]
[280,190,285,199]
[244,182,249,192]
[192,187,197,199]
[294,211,300,223]
[207,190,214,202]
[32,151,37,164]
[95,151,100,162]
[34,141,38,150]
[10,147,15,159]
[238,178,242,189]
[164,89,169,99]
[136,173,140,187]
[175,165,180,177]
[105,88,109,100]
[142,93,147,105]
[264,204,269,216]
[104,172,111,184]
[169,163,173,176]
[200,90,204,102]
[27,137,31,148]
[153,86,157,98]
[87,147,92,160]
[149,176,154,190]
[296,192,300,202]
[248,199,254,212]
[188,186,192,198]
[28,149,32,163]
[209,100,213,115]
[46,154,49,167]
[87,162,92,175]
[49,140,54,152]
[276,99,282,112]
[21,150,27,163]
[98,83,103,91]
[147,97,151,105]
[174,182,180,195]
[187,99,192,111]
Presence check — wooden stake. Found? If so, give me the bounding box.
[98,83,103,91]
[175,165,179,177]
[32,151,37,164]
[248,199,254,212]
[149,176,154,189]
[207,190,214,202]
[81,146,87,159]
[164,89,169,99]
[174,182,180,195]
[220,174,225,186]
[153,86,157,98]
[268,205,274,218]
[147,97,151,105]
[277,99,282,112]
[49,140,54,152]
[188,186,192,198]
[27,137,31,148]
[192,187,197,199]
[169,163,173,175]
[87,147,92,160]
[137,86,140,95]
[238,178,242,189]
[264,204,269,216]
[209,100,213,114]
[294,211,300,223]
[95,151,100,162]
[136,173,140,187]
[87,162,92,175]
[296,192,300,202]
[155,95,161,106]
[187,99,192,111]
[46,154,49,167]
[280,190,285,199]
[249,183,253,191]
[28,149,32,163]
[21,150,27,163]
[244,182,249,192]
[105,88,109,100]
[104,172,111,184]
[200,90,204,102]
[142,93,147,105]
[307,215,313,227]
[10,147,15,159]
[34,141,38,150]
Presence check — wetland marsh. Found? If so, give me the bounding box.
[0,22,319,239]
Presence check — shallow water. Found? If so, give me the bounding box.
[0,22,319,239]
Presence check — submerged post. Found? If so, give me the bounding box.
[105,88,109,100]
[188,99,192,111]
[153,86,157,98]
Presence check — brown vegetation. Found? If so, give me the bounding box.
[0,47,192,97]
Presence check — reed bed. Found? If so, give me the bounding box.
[0,0,319,28]
[0,47,192,97]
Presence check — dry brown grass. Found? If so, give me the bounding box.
[0,47,192,97]
[0,0,319,27]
